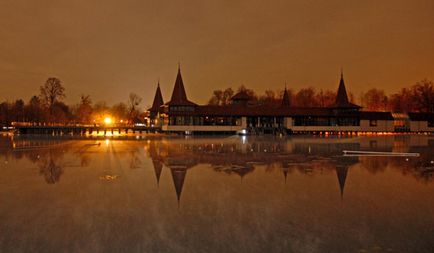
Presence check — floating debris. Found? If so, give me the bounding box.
[99,175,120,181]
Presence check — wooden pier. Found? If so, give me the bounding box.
[15,125,161,135]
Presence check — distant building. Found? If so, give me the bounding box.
[147,67,432,134]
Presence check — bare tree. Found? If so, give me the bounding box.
[76,95,93,124]
[222,88,234,105]
[412,79,434,112]
[295,87,318,107]
[40,77,65,109]
[128,93,142,123]
[236,85,257,102]
[316,89,336,107]
[208,88,234,105]
[208,90,224,105]
[361,88,388,111]
[111,102,128,122]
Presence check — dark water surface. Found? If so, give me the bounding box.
[0,134,433,253]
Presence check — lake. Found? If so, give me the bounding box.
[0,134,433,253]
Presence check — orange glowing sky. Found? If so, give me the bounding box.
[1,0,433,107]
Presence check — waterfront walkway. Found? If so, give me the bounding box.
[15,125,161,135]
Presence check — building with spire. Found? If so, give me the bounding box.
[148,81,164,126]
[281,86,291,107]
[331,71,361,111]
[148,67,396,134]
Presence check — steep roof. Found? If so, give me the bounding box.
[166,67,197,106]
[149,82,164,112]
[332,72,361,109]
[281,87,291,106]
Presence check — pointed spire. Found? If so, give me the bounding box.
[150,81,164,112]
[335,70,349,106]
[172,68,187,101]
[332,69,361,109]
[281,82,291,106]
[167,66,196,106]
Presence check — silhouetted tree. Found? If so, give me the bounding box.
[388,88,416,112]
[128,93,142,123]
[208,90,223,105]
[91,101,109,123]
[25,96,46,123]
[316,89,336,107]
[295,87,319,107]
[412,79,434,112]
[76,95,93,124]
[50,101,72,124]
[361,88,388,111]
[40,77,65,109]
[111,102,128,122]
[0,102,11,126]
[208,88,234,105]
[222,88,234,105]
[12,99,25,122]
[237,85,257,102]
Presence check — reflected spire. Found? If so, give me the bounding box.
[152,159,163,187]
[336,165,349,200]
[148,142,163,186]
[282,167,289,184]
[170,167,187,206]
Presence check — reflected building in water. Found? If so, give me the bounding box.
[0,135,433,203]
[144,135,434,203]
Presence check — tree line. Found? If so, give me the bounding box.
[0,77,145,127]
[1,77,433,127]
[208,79,434,113]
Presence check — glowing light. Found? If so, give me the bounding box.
[104,117,112,125]
[242,135,247,144]
[105,139,110,146]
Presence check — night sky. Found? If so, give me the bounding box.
[1,0,433,107]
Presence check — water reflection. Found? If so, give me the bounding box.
[1,135,433,196]
[1,135,434,252]
[38,151,63,184]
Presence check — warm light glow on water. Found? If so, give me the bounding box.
[0,135,433,252]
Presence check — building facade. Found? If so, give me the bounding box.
[147,68,432,134]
